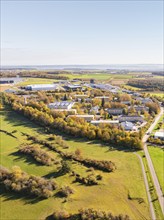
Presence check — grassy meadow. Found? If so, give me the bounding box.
[0,109,151,220]
[148,146,164,193]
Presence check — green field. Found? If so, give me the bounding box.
[148,92,164,99]
[152,115,164,133]
[17,78,57,86]
[148,146,164,193]
[123,85,142,91]
[17,74,134,85]
[0,110,151,220]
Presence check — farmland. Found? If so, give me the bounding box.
[0,109,150,220]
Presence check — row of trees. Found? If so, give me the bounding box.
[52,208,131,220]
[0,70,69,80]
[0,166,57,198]
[19,144,59,166]
[23,133,116,173]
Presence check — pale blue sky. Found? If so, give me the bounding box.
[1,0,163,65]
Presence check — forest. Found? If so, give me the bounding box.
[128,79,164,91]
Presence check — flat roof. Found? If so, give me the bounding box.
[49,101,74,106]
[91,120,119,123]
[69,115,94,117]
[26,84,58,88]
[154,131,164,138]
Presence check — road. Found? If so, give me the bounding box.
[142,107,164,215]
[134,153,156,220]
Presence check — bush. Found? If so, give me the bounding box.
[0,165,57,198]
[19,144,58,166]
[59,185,74,197]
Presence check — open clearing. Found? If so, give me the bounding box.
[0,110,150,220]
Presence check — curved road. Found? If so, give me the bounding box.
[142,107,164,215]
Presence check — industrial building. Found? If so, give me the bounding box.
[118,115,144,123]
[25,84,63,91]
[63,84,82,91]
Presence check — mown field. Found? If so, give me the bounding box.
[148,146,164,193]
[0,109,151,220]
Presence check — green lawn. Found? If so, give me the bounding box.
[152,115,164,133]
[0,110,150,220]
[148,146,164,193]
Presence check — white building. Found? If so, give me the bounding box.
[154,131,164,140]
[121,121,136,131]
[25,84,63,91]
[48,101,75,110]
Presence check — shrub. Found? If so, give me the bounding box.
[52,208,131,220]
[59,185,74,197]
[0,166,57,198]
[19,144,58,166]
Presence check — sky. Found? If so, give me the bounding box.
[1,0,163,65]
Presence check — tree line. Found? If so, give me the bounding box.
[22,133,116,173]
[19,144,59,166]
[0,70,69,80]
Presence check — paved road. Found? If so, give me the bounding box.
[142,107,164,215]
[134,153,156,220]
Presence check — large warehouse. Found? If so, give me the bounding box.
[25,84,63,91]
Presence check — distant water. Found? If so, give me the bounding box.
[1,64,163,71]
